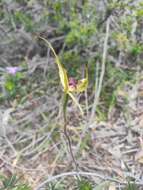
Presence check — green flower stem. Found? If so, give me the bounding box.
[63,93,79,172]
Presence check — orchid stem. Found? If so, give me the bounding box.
[63,93,79,173]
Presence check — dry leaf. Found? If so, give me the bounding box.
[108,183,116,190]
[135,150,143,164]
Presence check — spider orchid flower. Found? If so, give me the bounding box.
[39,37,88,114]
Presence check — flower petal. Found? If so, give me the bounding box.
[76,79,88,92]
[68,92,84,115]
[6,66,21,75]
[69,66,88,93]
[58,64,69,92]
[39,37,69,92]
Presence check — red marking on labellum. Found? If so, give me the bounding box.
[69,77,78,88]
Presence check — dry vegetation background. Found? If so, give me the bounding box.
[0,0,143,189]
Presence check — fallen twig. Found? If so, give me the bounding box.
[35,171,143,190]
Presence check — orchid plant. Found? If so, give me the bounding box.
[39,37,88,115]
[39,36,88,171]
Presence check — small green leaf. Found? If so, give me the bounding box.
[5,80,15,91]
[78,180,93,190]
[124,182,138,190]
[3,175,17,188]
[12,184,32,190]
